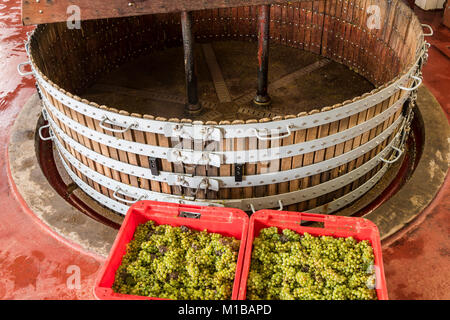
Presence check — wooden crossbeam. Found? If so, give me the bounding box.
[21,0,299,25]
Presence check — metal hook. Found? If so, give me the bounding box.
[112,188,144,204]
[17,61,33,76]
[252,125,292,141]
[38,124,54,141]
[421,24,433,37]
[398,75,422,92]
[277,200,283,211]
[99,116,137,133]
[380,146,403,164]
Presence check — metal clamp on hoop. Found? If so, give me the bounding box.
[38,124,54,141]
[41,107,48,121]
[398,75,422,92]
[99,116,137,133]
[380,146,403,164]
[112,188,144,204]
[17,61,33,77]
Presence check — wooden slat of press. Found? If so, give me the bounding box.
[248,5,256,40]
[328,0,339,62]
[42,89,81,181]
[346,1,356,70]
[131,113,154,192]
[169,118,184,196]
[298,1,306,50]
[205,121,219,200]
[231,120,245,200]
[336,0,347,64]
[325,107,351,202]
[49,90,90,185]
[181,119,195,198]
[219,120,232,199]
[193,121,207,200]
[218,7,226,38]
[328,0,338,61]
[351,0,362,72]
[118,110,141,192]
[86,106,124,201]
[311,0,320,55]
[297,110,319,212]
[321,0,330,56]
[317,0,325,55]
[239,6,246,41]
[254,118,271,199]
[82,102,114,198]
[351,0,362,73]
[287,112,307,211]
[307,111,331,209]
[208,7,214,39]
[293,2,300,48]
[231,6,239,40]
[287,3,294,47]
[342,107,369,195]
[360,0,371,79]
[342,0,353,67]
[243,5,251,40]
[244,119,258,199]
[282,3,289,46]
[357,99,384,187]
[267,116,283,202]
[374,0,388,84]
[278,115,296,196]
[154,116,173,195]
[376,89,404,172]
[318,109,340,207]
[350,101,376,191]
[58,97,92,185]
[270,4,281,43]
[334,108,359,199]
[371,1,383,84]
[304,1,313,52]
[361,96,392,184]
[71,97,104,195]
[105,108,134,203]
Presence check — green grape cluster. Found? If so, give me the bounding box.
[247,227,377,300]
[112,221,240,300]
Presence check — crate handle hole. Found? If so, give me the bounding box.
[179,211,201,219]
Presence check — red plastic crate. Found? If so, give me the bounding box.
[94,201,249,300]
[238,210,388,300]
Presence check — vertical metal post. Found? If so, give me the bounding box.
[181,11,202,114]
[253,5,271,107]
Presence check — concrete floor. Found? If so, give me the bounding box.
[0,1,448,299]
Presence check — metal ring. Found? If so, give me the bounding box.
[17,61,33,76]
[380,146,403,164]
[421,24,433,37]
[398,75,422,91]
[99,116,136,133]
[112,188,144,204]
[38,124,54,141]
[253,125,292,141]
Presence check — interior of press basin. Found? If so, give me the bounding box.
[28,0,422,123]
[79,41,374,121]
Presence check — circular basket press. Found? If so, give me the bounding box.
[24,0,429,215]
